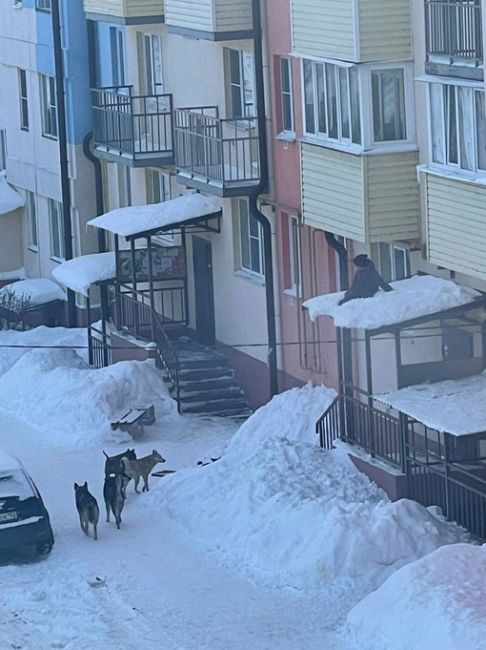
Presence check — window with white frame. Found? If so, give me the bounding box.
[430,82,486,173]
[39,74,57,138]
[19,69,29,131]
[279,57,294,133]
[373,243,409,283]
[303,60,412,150]
[36,0,51,10]
[0,129,6,171]
[303,60,361,145]
[138,33,163,95]
[48,198,64,260]
[238,198,264,277]
[287,215,300,292]
[226,48,255,119]
[26,191,38,250]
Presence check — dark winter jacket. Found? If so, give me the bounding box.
[338,255,393,305]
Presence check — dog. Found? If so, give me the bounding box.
[121,450,166,493]
[103,473,125,529]
[74,482,100,540]
[103,448,136,498]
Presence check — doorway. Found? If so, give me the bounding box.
[192,237,216,345]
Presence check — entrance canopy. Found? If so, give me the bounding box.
[52,252,116,297]
[303,275,484,333]
[87,193,222,239]
[0,171,25,215]
[377,372,486,437]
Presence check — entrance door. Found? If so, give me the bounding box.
[192,237,216,345]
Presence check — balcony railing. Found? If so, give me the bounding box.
[91,86,174,165]
[425,0,483,66]
[174,106,260,195]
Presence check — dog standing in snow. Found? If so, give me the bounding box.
[103,472,125,529]
[103,448,136,498]
[74,482,100,540]
[121,450,166,493]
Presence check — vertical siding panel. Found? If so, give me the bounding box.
[359,0,412,61]
[83,0,164,19]
[165,0,214,32]
[215,0,253,32]
[426,174,486,281]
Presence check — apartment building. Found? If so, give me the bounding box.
[0,0,97,304]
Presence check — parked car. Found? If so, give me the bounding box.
[0,450,54,556]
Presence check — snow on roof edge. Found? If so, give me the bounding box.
[51,252,116,297]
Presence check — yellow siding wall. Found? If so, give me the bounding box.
[84,0,164,18]
[302,145,420,243]
[215,0,253,32]
[359,0,412,61]
[366,152,420,242]
[426,173,486,280]
[291,0,356,61]
[302,144,365,241]
[165,0,213,32]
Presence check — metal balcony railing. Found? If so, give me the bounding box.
[425,0,483,65]
[174,106,261,190]
[91,86,174,163]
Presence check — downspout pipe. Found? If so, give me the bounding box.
[249,0,278,398]
[82,133,106,252]
[52,0,76,326]
[324,232,353,394]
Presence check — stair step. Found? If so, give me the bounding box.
[178,357,229,370]
[180,397,250,415]
[178,367,234,381]
[176,387,245,403]
[178,377,239,393]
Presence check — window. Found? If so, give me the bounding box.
[371,69,406,142]
[303,60,361,145]
[36,0,51,10]
[19,69,29,131]
[279,57,294,133]
[26,191,38,250]
[374,243,409,283]
[238,198,264,276]
[226,49,255,119]
[139,34,163,95]
[118,166,131,208]
[110,27,126,87]
[146,169,171,204]
[48,198,64,260]
[285,215,300,293]
[430,82,486,172]
[39,74,57,138]
[0,129,6,171]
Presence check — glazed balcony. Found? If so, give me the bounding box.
[174,107,261,197]
[91,86,174,167]
[164,0,253,40]
[83,0,164,24]
[425,0,483,80]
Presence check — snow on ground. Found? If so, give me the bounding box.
[346,543,486,650]
[0,326,480,649]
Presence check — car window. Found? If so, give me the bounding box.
[0,471,35,499]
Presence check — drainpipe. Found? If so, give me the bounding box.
[249,0,278,398]
[82,133,106,252]
[52,0,76,326]
[324,232,353,396]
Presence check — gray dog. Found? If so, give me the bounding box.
[103,473,125,529]
[74,482,99,540]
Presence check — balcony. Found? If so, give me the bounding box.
[301,144,420,243]
[83,0,164,24]
[174,107,261,197]
[164,0,253,40]
[290,0,412,63]
[91,86,174,167]
[425,0,483,80]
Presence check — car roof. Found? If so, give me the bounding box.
[0,449,21,474]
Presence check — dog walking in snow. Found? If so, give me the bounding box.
[74,482,100,540]
[103,448,136,498]
[121,450,166,493]
[103,472,125,529]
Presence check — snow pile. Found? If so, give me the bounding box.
[0,347,174,445]
[52,252,116,296]
[147,385,466,589]
[303,275,480,329]
[346,543,486,650]
[0,278,66,306]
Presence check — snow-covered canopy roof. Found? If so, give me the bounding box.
[303,275,482,331]
[0,171,25,215]
[377,372,486,436]
[87,193,222,239]
[51,252,116,297]
[0,279,66,306]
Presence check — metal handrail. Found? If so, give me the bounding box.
[425,0,483,64]
[152,312,181,412]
